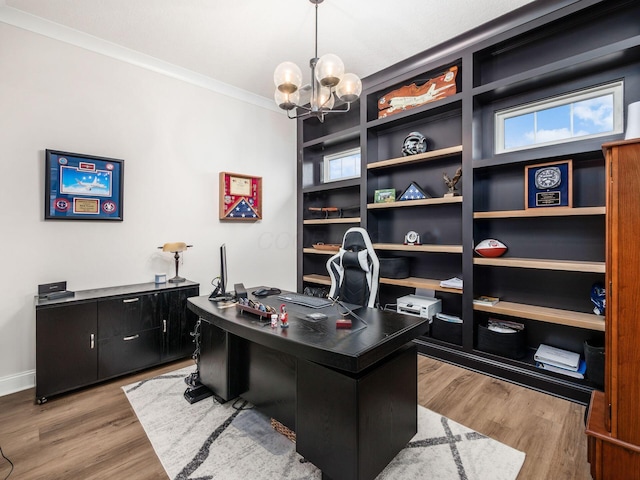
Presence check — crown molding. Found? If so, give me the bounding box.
[0,4,280,113]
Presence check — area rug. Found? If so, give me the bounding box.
[123,367,525,480]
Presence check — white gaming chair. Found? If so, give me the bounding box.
[326,227,380,308]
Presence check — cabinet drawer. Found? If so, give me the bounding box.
[98,293,161,337]
[98,328,161,379]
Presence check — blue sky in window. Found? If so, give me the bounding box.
[504,94,613,149]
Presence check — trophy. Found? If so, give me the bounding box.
[443,167,462,197]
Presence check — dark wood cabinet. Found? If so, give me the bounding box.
[35,302,98,399]
[35,281,199,403]
[586,139,640,478]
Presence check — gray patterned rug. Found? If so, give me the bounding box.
[123,367,525,480]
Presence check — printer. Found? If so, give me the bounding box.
[397,294,442,320]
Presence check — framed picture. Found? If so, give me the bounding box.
[219,172,262,220]
[45,149,124,221]
[374,188,396,203]
[525,159,573,209]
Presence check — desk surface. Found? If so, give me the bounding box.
[188,288,428,373]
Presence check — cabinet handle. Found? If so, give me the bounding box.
[90,333,95,349]
[123,334,139,341]
[123,298,139,303]
[163,319,167,333]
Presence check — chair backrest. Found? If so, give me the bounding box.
[326,227,380,308]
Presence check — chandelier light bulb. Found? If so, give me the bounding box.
[336,73,362,103]
[274,61,303,94]
[274,89,299,111]
[315,54,344,88]
[312,87,335,110]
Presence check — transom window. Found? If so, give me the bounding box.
[323,147,361,183]
[495,81,624,154]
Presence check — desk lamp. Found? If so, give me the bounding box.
[158,242,192,283]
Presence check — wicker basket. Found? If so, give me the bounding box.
[271,418,296,442]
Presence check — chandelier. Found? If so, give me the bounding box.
[273,0,362,123]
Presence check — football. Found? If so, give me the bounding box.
[474,239,508,258]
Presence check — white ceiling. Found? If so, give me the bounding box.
[4,0,536,103]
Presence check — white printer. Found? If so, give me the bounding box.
[396,294,442,320]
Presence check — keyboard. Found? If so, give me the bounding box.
[277,293,333,309]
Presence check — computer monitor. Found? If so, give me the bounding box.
[219,243,228,297]
[209,243,231,301]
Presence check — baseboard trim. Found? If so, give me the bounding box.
[0,369,35,397]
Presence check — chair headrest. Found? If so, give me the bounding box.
[343,229,369,252]
[340,250,370,272]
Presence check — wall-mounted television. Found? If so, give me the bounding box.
[44,149,124,221]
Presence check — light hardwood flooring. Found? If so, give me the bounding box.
[0,355,591,479]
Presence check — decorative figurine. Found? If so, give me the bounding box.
[279,304,289,328]
[443,167,462,197]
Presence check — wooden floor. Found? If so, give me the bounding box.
[0,355,592,479]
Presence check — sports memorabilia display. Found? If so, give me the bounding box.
[524,159,573,209]
[474,238,508,257]
[401,132,429,156]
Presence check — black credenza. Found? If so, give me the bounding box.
[35,280,199,403]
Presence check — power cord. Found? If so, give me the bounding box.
[0,446,14,480]
[329,296,368,327]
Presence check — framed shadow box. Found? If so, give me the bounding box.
[525,159,573,209]
[219,172,262,220]
[45,149,124,221]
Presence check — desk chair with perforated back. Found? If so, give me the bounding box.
[326,227,380,308]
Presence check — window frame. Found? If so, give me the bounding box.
[495,81,624,154]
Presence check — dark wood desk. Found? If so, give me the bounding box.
[188,291,429,480]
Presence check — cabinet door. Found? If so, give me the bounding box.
[606,141,640,444]
[162,286,199,360]
[36,302,98,399]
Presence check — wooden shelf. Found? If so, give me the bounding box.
[367,145,462,170]
[473,257,605,273]
[303,217,361,225]
[473,301,605,331]
[303,248,338,255]
[474,206,605,219]
[302,274,332,286]
[302,274,463,294]
[368,196,462,209]
[374,243,463,254]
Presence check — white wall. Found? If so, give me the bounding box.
[0,23,297,396]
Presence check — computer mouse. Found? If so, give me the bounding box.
[253,287,281,297]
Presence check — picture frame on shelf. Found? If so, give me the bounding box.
[525,159,573,209]
[44,149,124,221]
[374,188,396,203]
[219,172,262,220]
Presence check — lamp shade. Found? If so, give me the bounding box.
[162,242,188,253]
[275,89,299,111]
[336,73,362,103]
[315,53,344,87]
[311,87,335,110]
[274,62,302,94]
